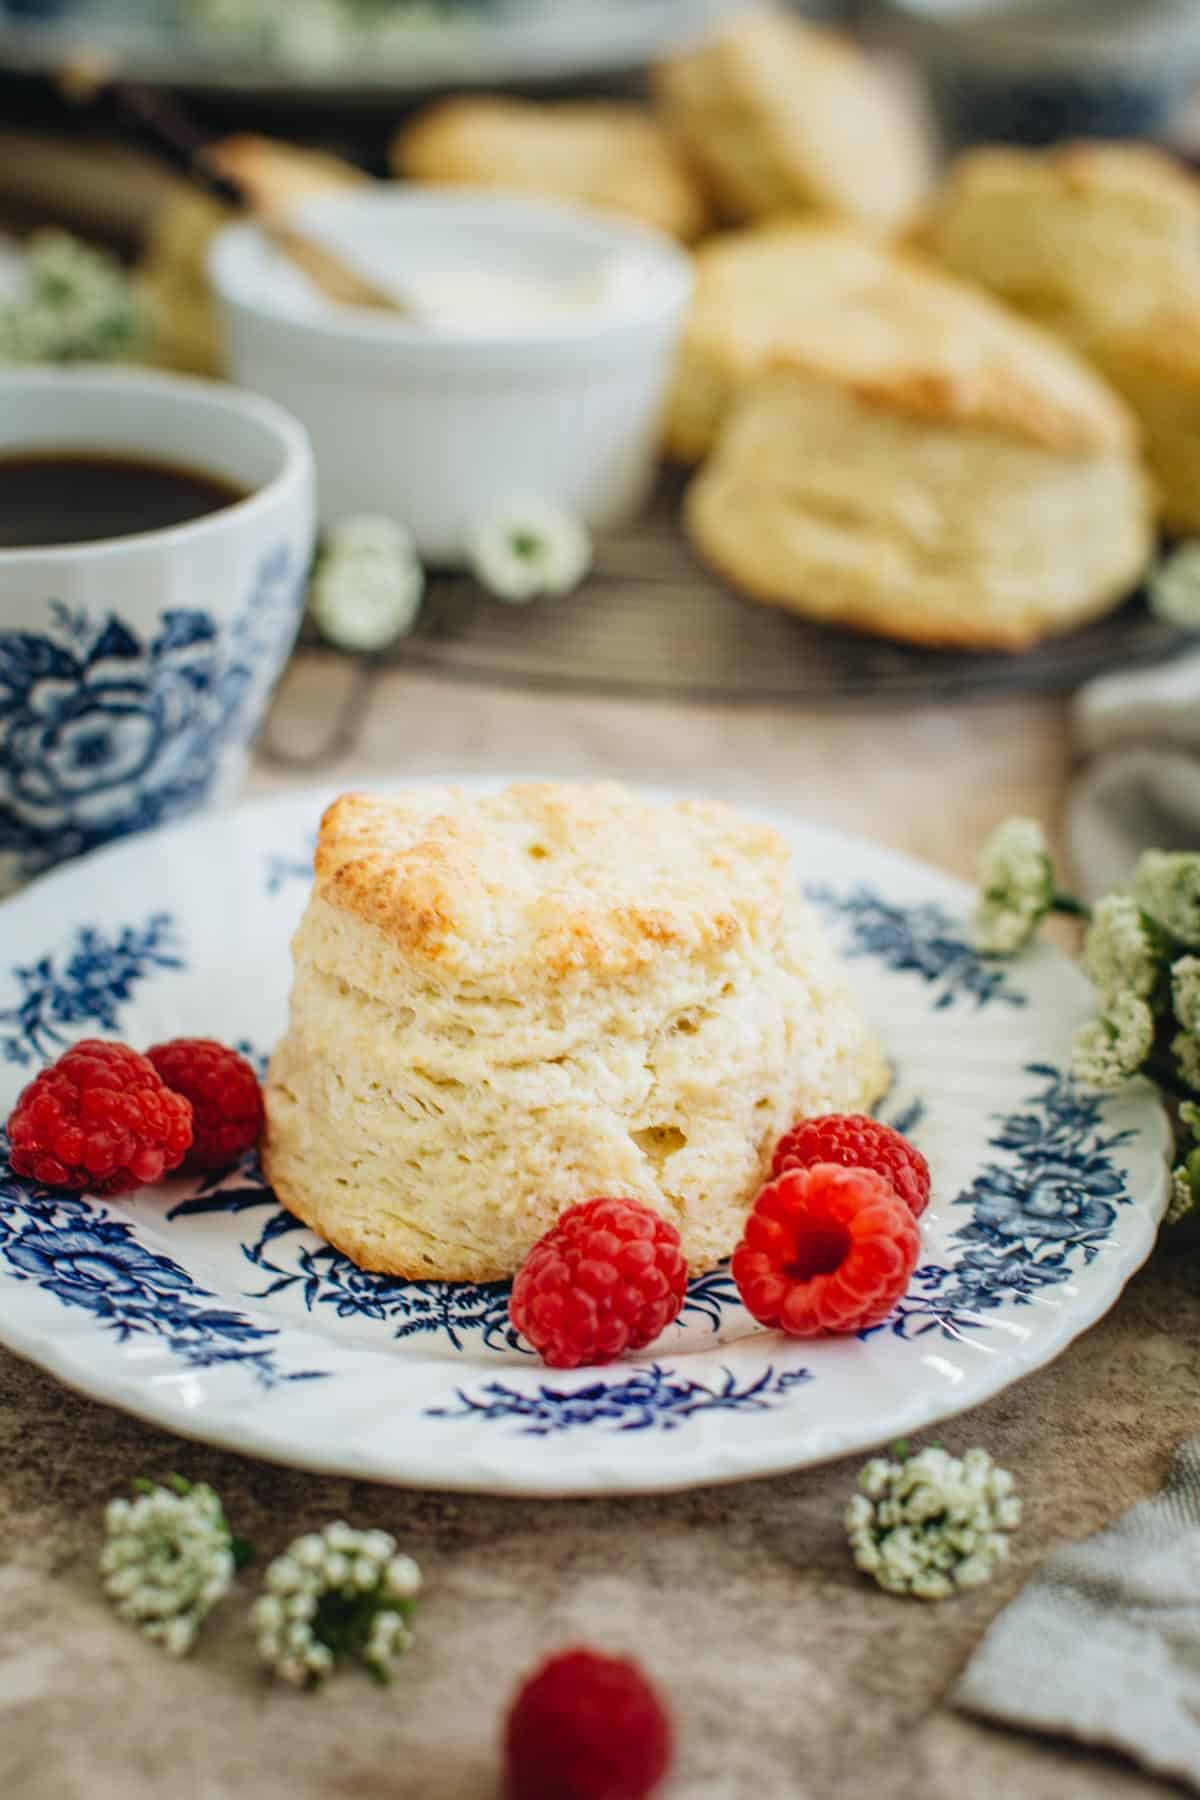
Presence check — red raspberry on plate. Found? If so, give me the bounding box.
[509,1198,688,1370]
[5,1039,193,1195]
[771,1113,931,1219]
[147,1038,264,1173]
[504,1647,673,1800]
[732,1163,920,1337]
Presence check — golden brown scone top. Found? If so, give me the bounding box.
[653,6,932,232]
[920,139,1200,337]
[392,97,710,241]
[312,784,792,980]
[679,221,1138,456]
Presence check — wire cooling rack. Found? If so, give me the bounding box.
[379,475,1185,705]
[269,474,1187,766]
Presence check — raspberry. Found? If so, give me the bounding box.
[732,1163,920,1336]
[147,1039,264,1172]
[771,1113,931,1218]
[6,1039,193,1195]
[509,1198,688,1370]
[504,1648,673,1800]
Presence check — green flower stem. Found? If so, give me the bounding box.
[1049,893,1091,921]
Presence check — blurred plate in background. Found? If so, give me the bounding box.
[0,0,744,98]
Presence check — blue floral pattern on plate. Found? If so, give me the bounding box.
[806,882,1025,1012]
[0,795,1169,1488]
[0,1137,326,1389]
[0,546,299,881]
[427,1363,812,1435]
[170,1166,743,1356]
[1,912,181,1067]
[886,1062,1135,1340]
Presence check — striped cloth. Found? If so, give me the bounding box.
[954,1431,1200,1789]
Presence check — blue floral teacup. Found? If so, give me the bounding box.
[0,368,315,897]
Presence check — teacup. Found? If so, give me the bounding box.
[0,367,314,898]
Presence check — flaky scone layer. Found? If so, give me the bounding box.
[264,783,887,1279]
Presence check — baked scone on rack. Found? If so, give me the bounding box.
[391,97,710,242]
[686,351,1153,651]
[653,6,932,233]
[678,222,1154,649]
[263,783,888,1281]
[920,141,1200,532]
[664,219,1144,462]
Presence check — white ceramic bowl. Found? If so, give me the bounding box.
[0,367,314,897]
[208,187,694,562]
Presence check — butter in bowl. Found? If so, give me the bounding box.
[208,187,693,563]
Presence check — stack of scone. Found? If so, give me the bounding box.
[392,7,933,240]
[652,5,932,233]
[263,783,887,1281]
[393,98,711,243]
[675,222,1154,649]
[920,140,1200,534]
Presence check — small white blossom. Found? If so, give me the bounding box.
[1168,1160,1198,1225]
[1172,956,1200,1037]
[1174,1029,1200,1093]
[974,817,1055,955]
[251,1521,421,1688]
[0,232,142,366]
[1149,541,1200,631]
[99,1477,239,1656]
[1134,850,1200,950]
[846,1445,1021,1600]
[468,502,592,604]
[1072,994,1156,1089]
[1083,896,1161,1004]
[309,514,424,652]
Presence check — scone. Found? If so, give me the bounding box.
[653,7,931,232]
[686,363,1154,651]
[921,141,1200,530]
[263,783,887,1281]
[137,135,366,375]
[391,98,710,242]
[919,141,1200,345]
[665,219,1140,463]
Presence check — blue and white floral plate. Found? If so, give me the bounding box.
[0,783,1171,1496]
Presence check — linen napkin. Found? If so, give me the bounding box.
[953,1429,1200,1789]
[1067,649,1200,899]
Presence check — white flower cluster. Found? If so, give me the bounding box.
[846,1445,1021,1600]
[100,1478,236,1657]
[1169,1103,1200,1225]
[309,515,425,653]
[1083,895,1160,1003]
[0,232,142,366]
[1149,540,1200,631]
[251,1521,422,1687]
[974,817,1055,955]
[1133,850,1200,953]
[1072,993,1156,1090]
[468,502,593,604]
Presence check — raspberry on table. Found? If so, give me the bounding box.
[147,1039,264,1173]
[509,1198,689,1370]
[5,1039,193,1195]
[732,1163,920,1337]
[504,1647,673,1800]
[771,1113,931,1218]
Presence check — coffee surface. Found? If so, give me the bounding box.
[0,452,247,548]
